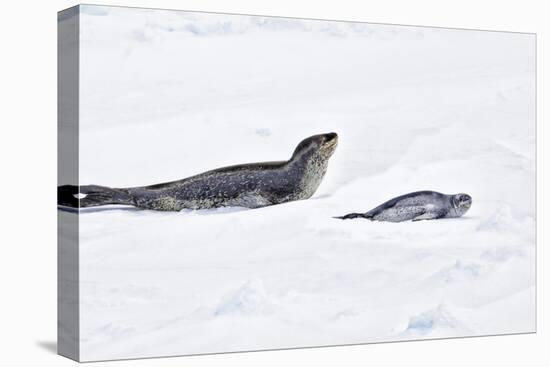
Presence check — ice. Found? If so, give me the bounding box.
[403,304,466,336]
[73,6,535,361]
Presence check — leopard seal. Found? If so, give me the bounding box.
[58,132,338,211]
[335,191,472,222]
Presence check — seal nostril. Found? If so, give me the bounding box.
[325,132,338,141]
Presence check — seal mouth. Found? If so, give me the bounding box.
[452,193,472,216]
[323,132,338,150]
[322,140,338,157]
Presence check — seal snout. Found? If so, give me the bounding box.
[324,132,338,143]
[325,133,338,141]
[452,193,472,217]
[457,193,472,207]
[323,132,338,149]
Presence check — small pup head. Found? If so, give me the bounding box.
[452,193,472,217]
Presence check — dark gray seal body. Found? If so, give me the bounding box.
[58,133,338,211]
[336,191,472,222]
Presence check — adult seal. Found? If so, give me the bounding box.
[336,191,472,222]
[58,132,338,211]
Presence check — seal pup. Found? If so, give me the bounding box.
[58,132,338,211]
[335,191,472,222]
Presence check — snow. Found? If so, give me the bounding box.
[72,5,535,361]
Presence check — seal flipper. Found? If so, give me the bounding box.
[58,185,79,207]
[79,185,134,208]
[411,211,442,222]
[334,212,370,220]
[58,184,134,208]
[224,193,273,209]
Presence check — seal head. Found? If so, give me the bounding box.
[450,193,472,217]
[291,132,338,160]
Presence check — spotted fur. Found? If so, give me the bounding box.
[336,191,472,222]
[58,133,338,211]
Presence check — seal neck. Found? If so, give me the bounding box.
[285,152,329,200]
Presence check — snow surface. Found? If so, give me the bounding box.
[73,5,535,361]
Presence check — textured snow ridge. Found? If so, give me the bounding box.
[73,6,535,361]
[404,304,466,336]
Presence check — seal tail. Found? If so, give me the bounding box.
[58,185,134,208]
[333,212,371,220]
[58,185,79,207]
